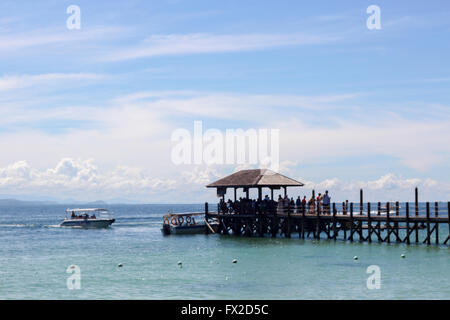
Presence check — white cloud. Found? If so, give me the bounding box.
[276,118,450,172]
[0,73,104,92]
[0,90,449,202]
[297,174,450,202]
[0,159,448,202]
[0,158,178,202]
[104,32,340,61]
[0,26,127,52]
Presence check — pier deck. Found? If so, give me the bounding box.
[204,202,450,245]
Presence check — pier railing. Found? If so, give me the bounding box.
[207,201,450,245]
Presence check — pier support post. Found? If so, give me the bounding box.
[358,190,363,241]
[394,201,401,242]
[332,203,337,240]
[435,202,439,244]
[406,202,410,244]
[386,202,391,243]
[360,189,363,215]
[444,202,450,245]
[377,202,382,242]
[301,203,305,239]
[205,202,209,234]
[367,202,372,243]
[315,203,321,240]
[426,202,431,245]
[271,208,277,238]
[286,204,291,238]
[349,203,354,242]
[415,187,419,243]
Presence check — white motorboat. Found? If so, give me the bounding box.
[60,208,115,228]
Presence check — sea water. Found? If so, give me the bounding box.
[0,204,448,299]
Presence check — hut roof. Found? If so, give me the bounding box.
[206,169,304,188]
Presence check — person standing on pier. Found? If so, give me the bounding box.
[308,196,315,214]
[323,190,331,214]
[317,193,322,214]
[343,200,349,215]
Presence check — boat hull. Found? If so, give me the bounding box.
[161,222,218,235]
[60,218,115,229]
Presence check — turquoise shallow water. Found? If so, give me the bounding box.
[0,204,449,299]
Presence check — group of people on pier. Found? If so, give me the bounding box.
[218,190,332,215]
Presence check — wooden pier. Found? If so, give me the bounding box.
[202,169,450,246]
[205,201,450,245]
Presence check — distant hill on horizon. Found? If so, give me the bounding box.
[0,198,110,206]
[0,198,144,206]
[0,198,59,206]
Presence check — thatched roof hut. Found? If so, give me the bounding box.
[207,169,303,200]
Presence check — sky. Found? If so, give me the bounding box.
[0,0,449,203]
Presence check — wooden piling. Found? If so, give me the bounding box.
[415,187,419,243]
[367,202,372,243]
[445,202,450,245]
[426,202,431,245]
[377,202,381,242]
[205,202,209,234]
[271,208,277,238]
[394,201,400,242]
[206,188,449,246]
[315,202,321,240]
[386,202,391,243]
[301,203,305,239]
[358,190,363,241]
[332,202,337,240]
[360,189,363,215]
[435,202,439,244]
[406,202,410,244]
[349,202,354,242]
[286,204,291,238]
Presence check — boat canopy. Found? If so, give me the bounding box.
[66,208,108,213]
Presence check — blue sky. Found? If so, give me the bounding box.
[0,0,449,202]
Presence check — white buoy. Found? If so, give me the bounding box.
[401,254,406,258]
[353,256,358,260]
[232,259,237,264]
[118,263,123,267]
